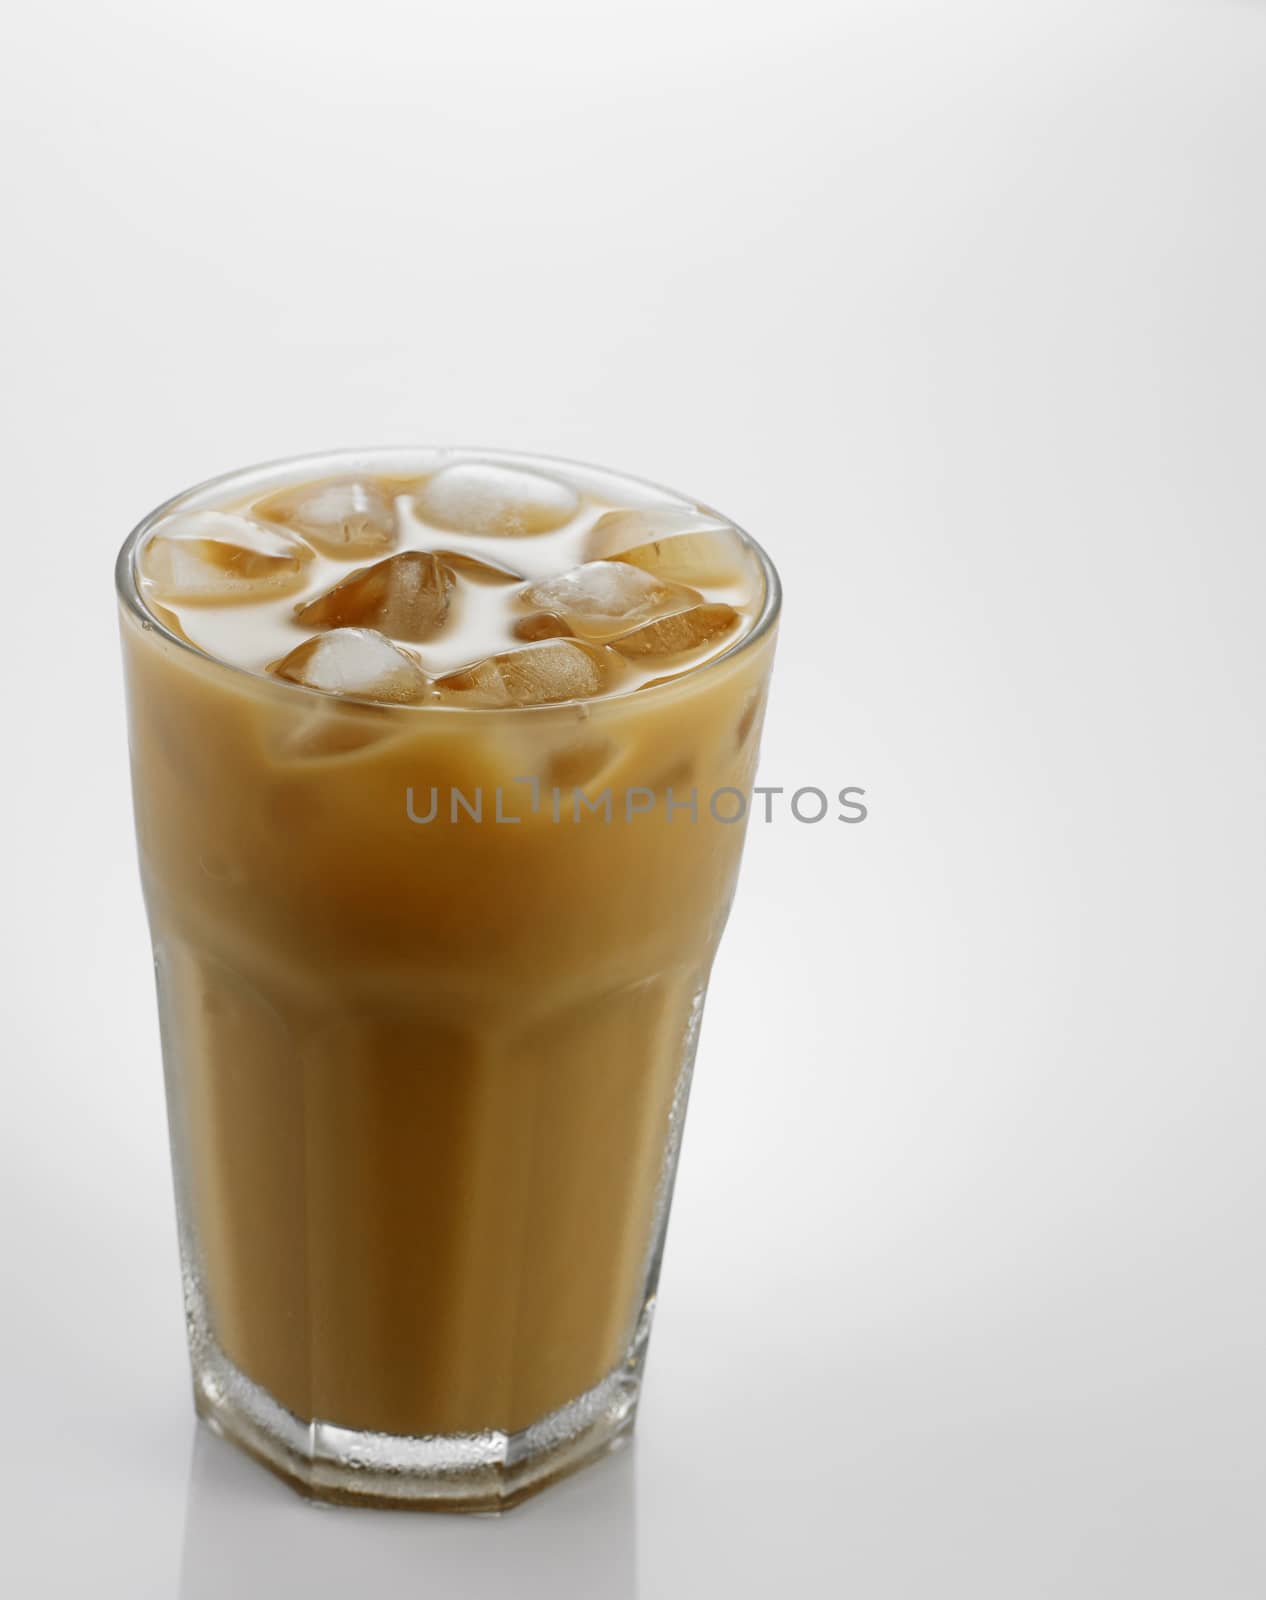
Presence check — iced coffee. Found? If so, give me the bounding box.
[117,449,779,1509]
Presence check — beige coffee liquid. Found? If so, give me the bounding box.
[121,451,776,1442]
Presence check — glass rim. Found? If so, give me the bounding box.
[114,445,782,715]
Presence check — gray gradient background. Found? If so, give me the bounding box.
[1,0,1263,1594]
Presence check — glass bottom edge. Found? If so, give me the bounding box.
[190,1330,645,1512]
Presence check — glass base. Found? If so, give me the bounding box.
[190,1323,646,1512]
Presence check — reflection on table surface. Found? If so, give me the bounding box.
[179,1422,638,1600]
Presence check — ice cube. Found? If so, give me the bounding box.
[269,628,431,704]
[144,599,196,646]
[140,512,313,603]
[296,551,455,643]
[256,477,397,557]
[432,549,525,583]
[513,611,574,642]
[589,511,758,592]
[436,640,611,707]
[274,705,399,762]
[415,463,579,536]
[520,560,694,641]
[610,603,740,659]
[544,736,617,790]
[587,506,728,558]
[428,547,521,585]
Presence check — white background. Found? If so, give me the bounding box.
[2,0,1264,1594]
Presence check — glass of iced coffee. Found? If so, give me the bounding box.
[116,449,779,1510]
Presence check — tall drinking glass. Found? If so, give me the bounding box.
[117,448,780,1509]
